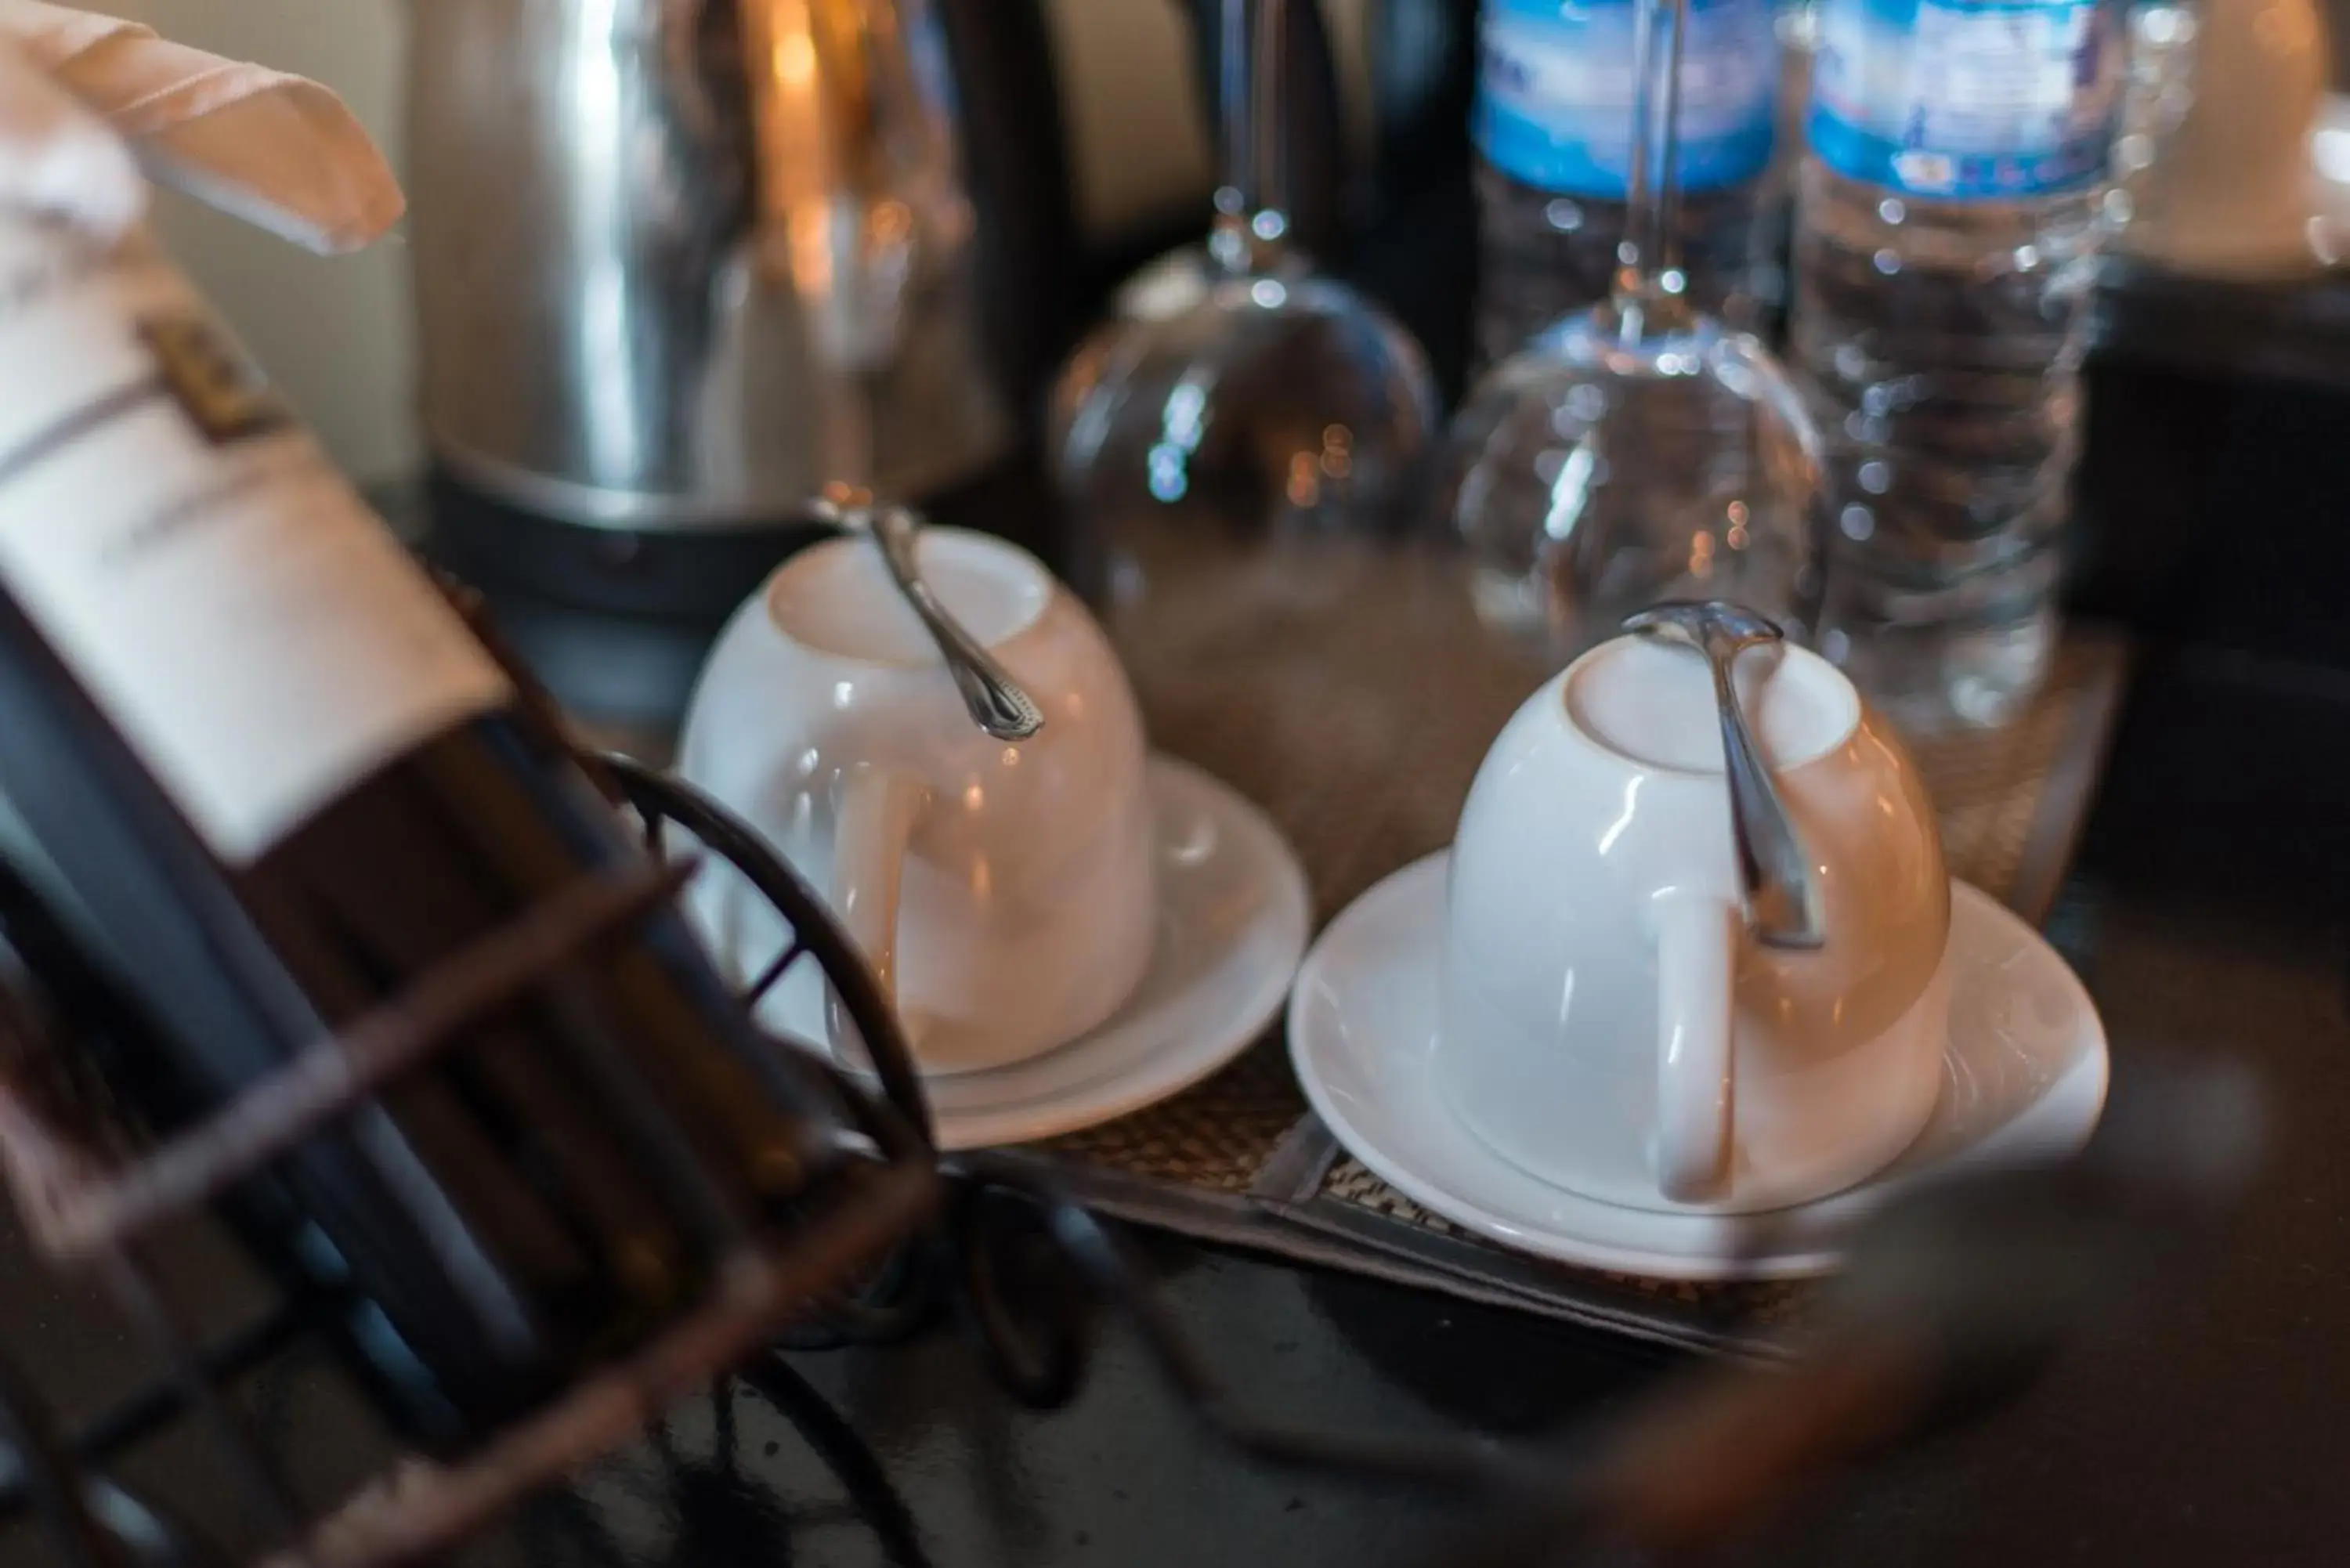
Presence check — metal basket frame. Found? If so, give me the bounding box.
[0,573,953,1568]
[0,750,940,1568]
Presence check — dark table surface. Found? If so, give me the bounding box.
[0,590,2345,1568]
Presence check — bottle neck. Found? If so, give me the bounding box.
[1208,0,1295,277]
[1601,0,1698,345]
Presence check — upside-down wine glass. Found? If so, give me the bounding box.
[1430,0,1828,664]
[1048,0,1439,600]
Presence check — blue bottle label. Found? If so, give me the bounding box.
[1809,0,2128,198]
[1474,0,1781,197]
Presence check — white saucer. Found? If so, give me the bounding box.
[1289,854,2109,1281]
[899,756,1307,1151]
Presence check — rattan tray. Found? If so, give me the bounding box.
[1021,540,2129,1354]
[582,537,2129,1355]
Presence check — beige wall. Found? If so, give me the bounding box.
[110,0,1364,486]
[113,1,415,483]
[1057,0,1373,236]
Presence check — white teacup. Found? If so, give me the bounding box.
[1440,634,1950,1212]
[679,527,1157,1074]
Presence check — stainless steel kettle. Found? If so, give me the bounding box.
[407,0,1072,607]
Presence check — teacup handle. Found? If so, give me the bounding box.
[824,766,927,1067]
[1653,893,1737,1201]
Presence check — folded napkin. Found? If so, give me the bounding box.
[0,0,401,253]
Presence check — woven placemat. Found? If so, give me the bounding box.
[1014,534,2131,1352]
[571,532,2129,1352]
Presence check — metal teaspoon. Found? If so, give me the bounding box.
[1623,601,1824,949]
[813,495,1045,742]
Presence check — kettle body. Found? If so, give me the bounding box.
[407,0,1071,545]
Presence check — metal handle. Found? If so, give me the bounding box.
[1624,602,1824,950]
[815,496,1045,743]
[1703,645,1820,949]
[866,506,1045,742]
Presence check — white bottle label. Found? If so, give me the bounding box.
[1475,0,1781,196]
[1810,0,2127,198]
[0,220,512,865]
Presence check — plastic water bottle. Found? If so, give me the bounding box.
[1794,0,2129,732]
[1473,0,1783,366]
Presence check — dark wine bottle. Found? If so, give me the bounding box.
[0,218,837,1453]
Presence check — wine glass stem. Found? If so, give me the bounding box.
[1210,0,1291,276]
[1608,0,1696,342]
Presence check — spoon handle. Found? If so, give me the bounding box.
[866,506,1045,742]
[1705,647,1823,950]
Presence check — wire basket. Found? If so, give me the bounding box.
[0,745,945,1568]
[0,565,967,1567]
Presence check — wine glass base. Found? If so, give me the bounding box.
[1053,270,1440,562]
[1435,309,1828,666]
